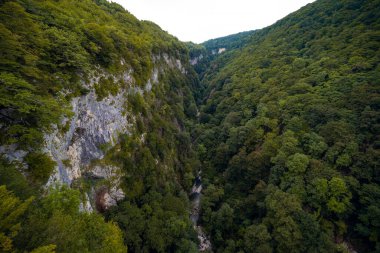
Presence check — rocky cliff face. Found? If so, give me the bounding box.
[0,69,136,211]
[41,55,184,211]
[45,71,132,181]
[41,69,131,210]
[0,53,190,213]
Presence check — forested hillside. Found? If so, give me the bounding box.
[194,0,380,252]
[187,30,256,80]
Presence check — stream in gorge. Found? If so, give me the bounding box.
[190,172,212,252]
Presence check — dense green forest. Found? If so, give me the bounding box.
[0,0,379,252]
[193,0,380,252]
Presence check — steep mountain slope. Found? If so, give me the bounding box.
[195,0,380,252]
[0,0,201,252]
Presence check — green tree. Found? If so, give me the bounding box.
[243,224,273,253]
[0,185,33,252]
[285,153,309,174]
[327,177,351,215]
[356,183,380,250]
[18,186,127,253]
[263,187,303,252]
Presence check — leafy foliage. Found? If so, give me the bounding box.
[0,185,33,252]
[17,186,127,253]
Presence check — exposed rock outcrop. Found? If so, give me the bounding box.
[43,55,185,210]
[38,68,133,211]
[190,54,204,66]
[45,71,133,186]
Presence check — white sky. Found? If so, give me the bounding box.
[111,0,315,43]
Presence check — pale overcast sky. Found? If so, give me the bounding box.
[112,0,315,43]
